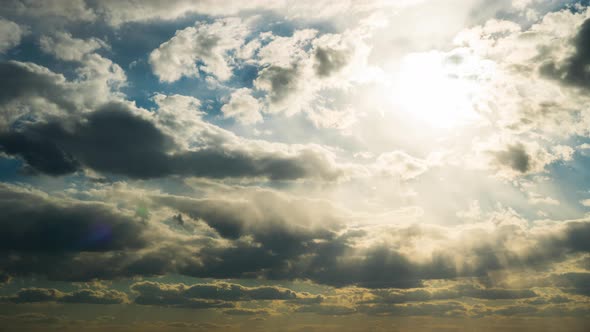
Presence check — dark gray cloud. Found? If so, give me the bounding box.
[0,100,343,181]
[0,312,63,325]
[0,243,193,282]
[299,220,590,289]
[0,61,74,112]
[172,146,343,181]
[302,245,436,289]
[358,301,467,317]
[154,193,455,289]
[577,256,590,270]
[562,222,590,253]
[131,281,300,302]
[314,47,349,77]
[0,271,10,285]
[135,296,234,309]
[0,129,80,175]
[0,183,146,253]
[0,61,344,182]
[61,289,129,304]
[152,192,342,281]
[6,288,60,303]
[493,143,530,173]
[366,284,537,304]
[0,183,182,282]
[130,281,315,309]
[295,304,357,316]
[131,282,233,309]
[524,295,570,305]
[139,196,590,288]
[289,295,325,305]
[222,308,270,316]
[178,230,450,289]
[550,273,590,296]
[483,304,539,317]
[3,287,128,304]
[0,100,174,177]
[540,18,590,89]
[0,99,342,180]
[1,181,589,290]
[452,284,537,300]
[256,66,300,104]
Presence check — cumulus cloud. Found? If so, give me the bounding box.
[0,18,25,53]
[0,101,346,181]
[250,28,366,118]
[313,46,350,77]
[146,11,373,126]
[471,138,574,177]
[254,65,308,114]
[0,59,125,131]
[40,32,107,61]
[0,61,74,126]
[454,7,590,139]
[257,29,318,67]
[221,88,263,124]
[149,17,250,82]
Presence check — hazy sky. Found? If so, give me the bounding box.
[0,0,589,331]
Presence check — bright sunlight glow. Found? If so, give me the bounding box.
[392,51,486,129]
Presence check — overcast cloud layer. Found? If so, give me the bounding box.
[0,1,589,331]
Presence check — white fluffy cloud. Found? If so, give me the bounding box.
[149,17,250,82]
[221,88,263,125]
[453,8,590,138]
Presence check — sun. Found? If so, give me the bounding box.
[391,51,486,129]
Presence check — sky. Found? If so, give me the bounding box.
[0,0,589,331]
